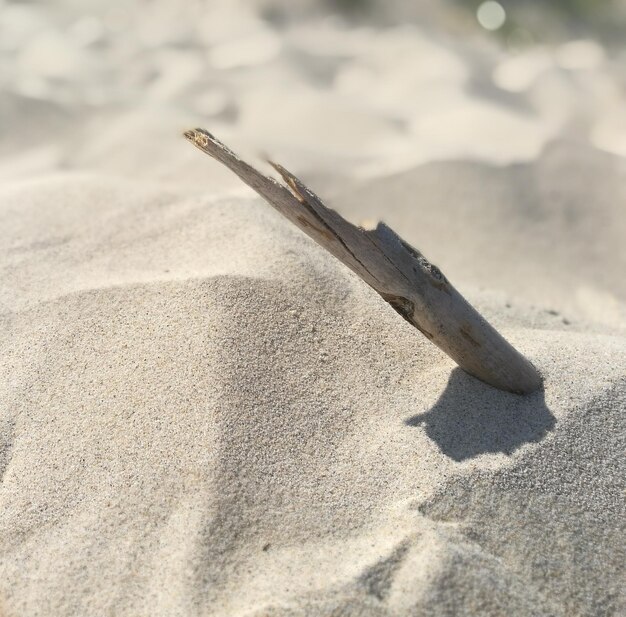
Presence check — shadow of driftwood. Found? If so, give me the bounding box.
[405,368,556,461]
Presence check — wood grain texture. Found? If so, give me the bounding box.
[184,128,542,394]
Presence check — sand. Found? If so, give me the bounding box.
[1,1,625,616]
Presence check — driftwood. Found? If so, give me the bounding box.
[184,128,542,395]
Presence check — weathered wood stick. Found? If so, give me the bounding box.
[184,128,542,395]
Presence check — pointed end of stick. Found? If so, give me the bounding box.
[183,127,212,149]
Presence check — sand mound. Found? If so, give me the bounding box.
[1,173,625,615]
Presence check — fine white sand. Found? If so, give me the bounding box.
[1,2,625,616]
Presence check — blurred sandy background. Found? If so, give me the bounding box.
[2,0,625,323]
[2,0,626,175]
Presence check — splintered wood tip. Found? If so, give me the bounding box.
[183,128,210,149]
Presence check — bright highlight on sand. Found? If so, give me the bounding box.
[477,1,506,31]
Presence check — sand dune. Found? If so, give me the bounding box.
[2,174,625,615]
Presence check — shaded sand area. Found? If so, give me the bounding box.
[1,1,625,615]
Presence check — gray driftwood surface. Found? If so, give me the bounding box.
[184,128,542,395]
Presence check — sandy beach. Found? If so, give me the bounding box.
[1,1,625,615]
